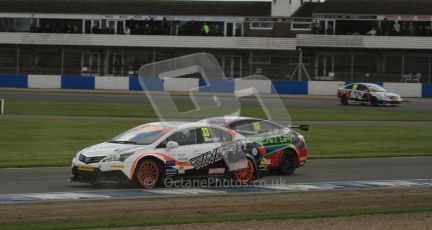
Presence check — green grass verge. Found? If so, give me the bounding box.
[2,205,432,230]
[0,119,144,168]
[0,119,431,168]
[6,99,432,121]
[304,124,432,158]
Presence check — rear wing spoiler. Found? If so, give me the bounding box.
[290,124,309,131]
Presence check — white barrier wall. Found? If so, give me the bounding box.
[235,79,272,94]
[383,83,422,97]
[308,81,345,96]
[164,78,199,92]
[95,76,129,90]
[28,75,61,89]
[10,74,428,98]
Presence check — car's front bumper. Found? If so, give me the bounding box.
[379,99,402,104]
[70,166,132,185]
[70,157,133,185]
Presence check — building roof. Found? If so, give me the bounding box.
[292,2,321,18]
[1,0,271,16]
[314,0,432,15]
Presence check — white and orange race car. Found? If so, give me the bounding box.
[71,122,268,188]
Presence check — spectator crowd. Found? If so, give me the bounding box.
[23,17,432,38]
[374,19,432,36]
[30,23,81,33]
[28,18,224,36]
[312,18,432,37]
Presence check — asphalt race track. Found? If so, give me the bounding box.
[1,157,431,194]
[1,91,432,112]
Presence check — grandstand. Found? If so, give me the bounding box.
[0,0,431,83]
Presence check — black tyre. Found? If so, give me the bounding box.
[134,159,162,188]
[279,150,297,175]
[371,97,379,106]
[340,96,349,105]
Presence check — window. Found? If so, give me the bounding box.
[110,127,168,145]
[356,84,367,91]
[367,84,387,92]
[250,56,271,64]
[291,22,312,31]
[290,56,310,65]
[166,129,198,146]
[231,120,283,136]
[250,22,273,30]
[198,127,233,143]
[345,84,354,89]
[0,18,31,32]
[230,121,254,135]
[210,128,233,142]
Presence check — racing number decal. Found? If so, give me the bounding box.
[350,84,364,100]
[201,127,211,137]
[350,90,363,100]
[253,122,261,132]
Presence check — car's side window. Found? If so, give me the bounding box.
[260,121,284,133]
[357,84,367,91]
[231,121,258,135]
[165,128,198,146]
[210,127,233,142]
[197,127,233,143]
[233,120,281,135]
[345,84,354,90]
[198,127,214,144]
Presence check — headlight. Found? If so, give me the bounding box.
[75,151,83,159]
[103,152,134,162]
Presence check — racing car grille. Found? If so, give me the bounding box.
[78,154,106,163]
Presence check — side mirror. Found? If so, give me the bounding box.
[167,141,179,150]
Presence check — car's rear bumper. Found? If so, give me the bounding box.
[297,147,308,168]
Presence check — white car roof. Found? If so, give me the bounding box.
[363,83,382,87]
[348,83,381,88]
[144,121,232,131]
[144,121,191,128]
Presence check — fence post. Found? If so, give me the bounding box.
[0,99,4,114]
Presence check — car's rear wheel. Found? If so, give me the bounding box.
[279,150,297,175]
[340,96,349,105]
[233,159,255,184]
[134,159,161,188]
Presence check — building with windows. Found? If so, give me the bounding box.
[300,0,432,83]
[0,0,308,79]
[0,0,432,84]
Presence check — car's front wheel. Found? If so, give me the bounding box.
[134,159,162,188]
[279,150,297,175]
